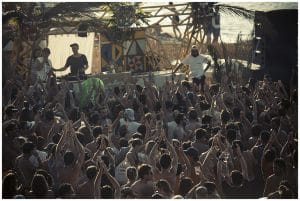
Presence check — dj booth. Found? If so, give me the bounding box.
[57,70,186,96]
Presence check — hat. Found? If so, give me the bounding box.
[184,147,199,158]
[191,45,197,49]
[70,43,79,47]
[124,108,135,121]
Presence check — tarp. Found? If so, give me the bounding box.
[79,77,105,108]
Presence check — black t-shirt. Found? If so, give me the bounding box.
[64,54,88,76]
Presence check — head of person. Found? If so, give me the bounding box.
[58,183,75,198]
[260,130,271,144]
[5,121,20,138]
[42,48,50,58]
[220,109,230,124]
[5,105,18,119]
[22,142,35,155]
[129,138,142,150]
[156,179,173,197]
[33,48,41,58]
[124,108,135,122]
[132,132,143,140]
[251,123,263,138]
[202,114,212,125]
[126,166,137,182]
[118,124,128,138]
[86,165,97,180]
[263,149,276,163]
[174,112,184,125]
[119,137,129,148]
[279,184,294,198]
[172,195,184,199]
[214,5,220,13]
[271,117,280,129]
[70,43,79,54]
[226,129,237,144]
[101,185,114,198]
[195,128,207,142]
[138,164,153,181]
[35,169,53,188]
[202,181,217,195]
[273,158,286,176]
[188,109,198,121]
[137,124,147,138]
[195,186,208,198]
[232,107,241,120]
[159,153,172,170]
[89,112,100,125]
[178,177,193,197]
[92,126,103,139]
[152,193,164,199]
[191,45,199,57]
[31,174,49,196]
[2,172,18,198]
[63,151,75,166]
[230,170,244,187]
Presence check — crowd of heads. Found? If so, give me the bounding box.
[2,69,298,199]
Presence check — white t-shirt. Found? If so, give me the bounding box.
[182,54,208,78]
[36,57,52,82]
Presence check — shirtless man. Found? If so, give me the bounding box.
[263,158,287,197]
[35,109,56,140]
[76,165,98,198]
[149,135,178,189]
[56,121,85,189]
[131,164,155,198]
[15,142,41,190]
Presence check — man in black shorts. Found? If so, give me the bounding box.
[54,43,88,79]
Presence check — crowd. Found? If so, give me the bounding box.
[2,48,298,199]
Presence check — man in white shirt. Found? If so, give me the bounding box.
[33,48,52,82]
[174,45,211,92]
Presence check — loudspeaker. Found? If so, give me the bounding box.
[263,9,297,87]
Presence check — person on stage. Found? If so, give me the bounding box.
[53,43,88,79]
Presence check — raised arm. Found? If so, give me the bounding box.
[111,110,123,131]
[173,63,184,74]
[56,122,72,160]
[149,140,159,172]
[165,135,178,173]
[236,144,249,181]
[94,162,104,198]
[102,164,121,198]
[176,141,191,177]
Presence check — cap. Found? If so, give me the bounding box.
[124,108,135,121]
[70,43,79,47]
[191,45,197,49]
